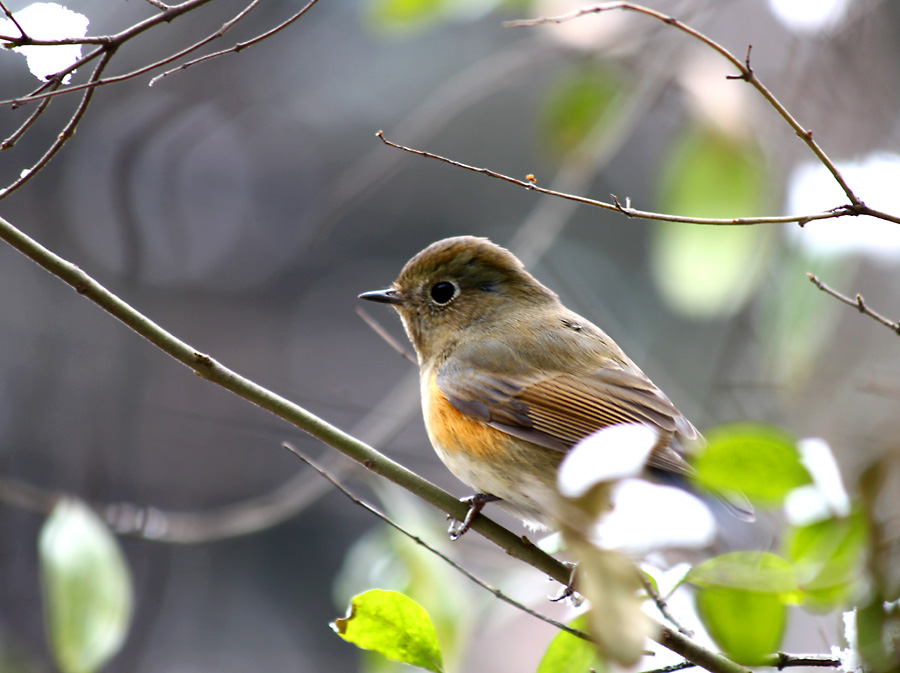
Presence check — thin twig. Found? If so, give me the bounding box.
[150,0,322,85]
[0,0,27,39]
[807,273,900,337]
[1,80,57,150]
[0,33,114,46]
[0,0,322,193]
[641,662,695,673]
[765,653,841,669]
[355,306,417,364]
[148,0,269,85]
[505,2,862,207]
[376,131,853,227]
[0,47,115,199]
[282,442,594,643]
[641,574,693,637]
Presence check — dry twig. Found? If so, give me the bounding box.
[807,274,900,337]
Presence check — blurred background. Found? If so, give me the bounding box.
[1,0,899,670]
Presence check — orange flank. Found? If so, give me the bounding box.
[425,374,511,461]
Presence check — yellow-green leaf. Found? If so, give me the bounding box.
[694,423,811,506]
[687,551,799,595]
[536,615,604,673]
[786,508,867,611]
[39,498,133,673]
[332,589,444,673]
[695,586,786,665]
[689,552,795,665]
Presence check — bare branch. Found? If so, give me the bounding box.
[765,653,841,669]
[641,663,695,673]
[505,2,862,207]
[0,33,114,46]
[807,273,900,337]
[0,0,27,39]
[150,0,322,85]
[145,0,267,85]
[1,80,58,150]
[641,574,693,637]
[0,47,115,199]
[0,0,323,192]
[376,131,853,227]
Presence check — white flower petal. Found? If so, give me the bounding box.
[797,437,851,517]
[784,484,831,526]
[590,479,716,555]
[557,424,658,498]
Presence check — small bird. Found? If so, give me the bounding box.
[360,236,746,536]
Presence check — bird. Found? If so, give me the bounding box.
[360,235,750,537]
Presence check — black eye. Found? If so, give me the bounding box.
[429,281,457,305]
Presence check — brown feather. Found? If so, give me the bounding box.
[438,366,693,476]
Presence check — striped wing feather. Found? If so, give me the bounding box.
[438,367,694,476]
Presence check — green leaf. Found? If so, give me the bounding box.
[651,126,770,318]
[694,586,786,665]
[689,552,795,664]
[539,67,621,156]
[687,551,799,595]
[39,498,133,673]
[693,423,812,506]
[785,509,867,611]
[332,590,444,673]
[536,615,604,673]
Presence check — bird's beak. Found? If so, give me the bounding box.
[359,288,404,306]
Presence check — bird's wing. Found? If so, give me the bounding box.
[436,365,694,476]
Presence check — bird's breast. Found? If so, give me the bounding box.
[421,371,510,464]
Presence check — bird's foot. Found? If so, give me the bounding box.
[550,562,582,606]
[448,493,500,540]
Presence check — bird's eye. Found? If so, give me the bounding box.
[429,281,458,305]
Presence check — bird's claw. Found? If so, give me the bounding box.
[447,493,500,540]
[550,562,582,605]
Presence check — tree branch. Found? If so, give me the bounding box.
[0,80,57,150]
[376,131,854,227]
[149,0,322,85]
[0,47,115,199]
[807,273,900,337]
[0,0,27,40]
[766,653,841,669]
